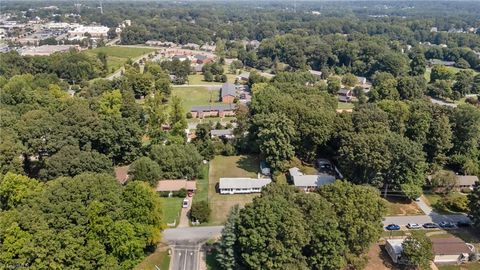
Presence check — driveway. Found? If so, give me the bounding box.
[177,197,191,228]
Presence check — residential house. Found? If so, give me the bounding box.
[194,54,212,64]
[211,129,234,139]
[190,104,237,118]
[456,175,478,190]
[172,55,189,62]
[357,76,367,86]
[218,177,272,194]
[156,180,197,193]
[236,72,250,83]
[289,167,336,192]
[432,237,475,264]
[338,88,353,102]
[308,69,323,79]
[429,59,455,66]
[193,64,204,73]
[385,239,406,264]
[221,83,237,103]
[386,237,475,265]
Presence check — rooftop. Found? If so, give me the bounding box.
[190,104,237,112]
[221,83,237,97]
[432,237,473,255]
[211,129,234,137]
[456,175,479,186]
[386,238,405,255]
[156,180,197,192]
[219,178,272,189]
[292,174,336,188]
[114,165,129,184]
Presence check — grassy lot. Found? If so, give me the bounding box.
[84,46,155,73]
[160,197,183,226]
[438,264,480,270]
[337,101,355,110]
[423,192,468,214]
[193,164,209,203]
[385,196,424,216]
[135,248,170,270]
[208,155,260,225]
[187,73,223,85]
[171,86,221,111]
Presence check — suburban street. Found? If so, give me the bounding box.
[170,243,201,270]
[383,196,471,226]
[163,226,223,270]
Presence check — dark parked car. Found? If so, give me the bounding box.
[457,220,471,227]
[423,223,439,229]
[439,221,455,228]
[386,224,401,230]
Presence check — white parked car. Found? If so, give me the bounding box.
[406,223,422,229]
[182,198,189,208]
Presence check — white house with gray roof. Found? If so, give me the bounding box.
[218,177,272,194]
[289,167,336,192]
[211,129,234,139]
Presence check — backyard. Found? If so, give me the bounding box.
[208,155,261,225]
[384,196,424,216]
[171,86,221,111]
[84,46,156,73]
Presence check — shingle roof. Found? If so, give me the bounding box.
[156,180,197,192]
[293,174,335,187]
[456,175,479,186]
[211,129,233,136]
[432,237,473,255]
[338,88,351,95]
[219,178,272,189]
[221,83,237,97]
[190,104,236,112]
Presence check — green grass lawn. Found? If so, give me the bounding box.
[208,155,260,225]
[159,197,183,226]
[187,73,223,85]
[384,196,424,216]
[337,101,355,110]
[193,164,209,203]
[171,86,221,111]
[84,46,156,73]
[423,192,468,214]
[135,249,170,270]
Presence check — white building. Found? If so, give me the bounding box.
[68,26,109,38]
[218,177,271,194]
[385,239,405,264]
[289,167,336,192]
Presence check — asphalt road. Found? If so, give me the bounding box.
[170,243,200,270]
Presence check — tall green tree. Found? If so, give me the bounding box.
[401,232,434,269]
[216,205,240,270]
[129,157,162,186]
[468,182,480,229]
[410,53,427,76]
[254,113,296,171]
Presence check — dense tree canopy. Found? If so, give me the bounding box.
[0,173,163,269]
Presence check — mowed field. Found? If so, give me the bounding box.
[208,155,260,225]
[84,46,156,73]
[171,86,221,111]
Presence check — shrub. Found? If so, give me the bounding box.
[461,188,472,194]
[444,194,469,212]
[186,112,192,118]
[172,188,187,198]
[190,200,211,223]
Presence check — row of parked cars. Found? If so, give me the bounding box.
[385,221,471,231]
